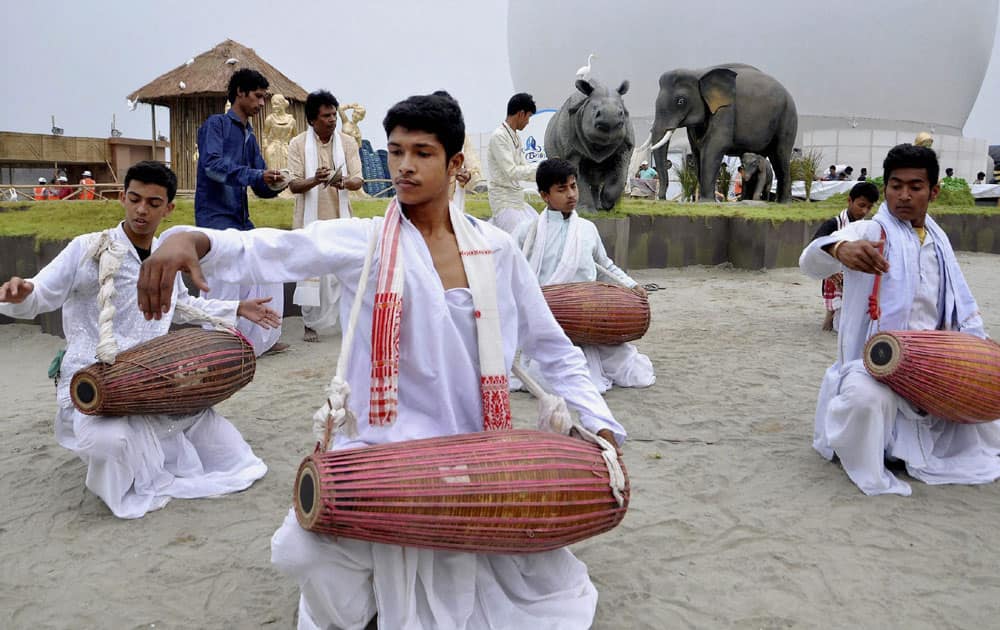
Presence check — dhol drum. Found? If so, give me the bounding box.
[71,328,256,416]
[863,330,1000,424]
[294,429,629,554]
[542,281,649,345]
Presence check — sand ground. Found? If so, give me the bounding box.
[2,255,999,629]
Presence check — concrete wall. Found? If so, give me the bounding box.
[5,211,1000,337]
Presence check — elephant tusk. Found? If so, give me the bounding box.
[650,129,674,151]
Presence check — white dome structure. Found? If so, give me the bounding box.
[508,0,998,179]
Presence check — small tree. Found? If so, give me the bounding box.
[674,157,699,202]
[790,148,824,201]
[717,164,732,201]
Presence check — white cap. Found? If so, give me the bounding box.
[58,176,68,182]
[640,160,649,166]
[82,170,92,177]
[38,177,47,183]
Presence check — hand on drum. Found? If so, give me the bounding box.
[237,297,282,329]
[137,232,212,320]
[631,285,647,298]
[570,427,622,456]
[833,239,889,275]
[0,276,34,303]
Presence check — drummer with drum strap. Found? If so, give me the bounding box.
[799,143,1000,496]
[513,158,655,393]
[0,161,276,519]
[138,92,626,630]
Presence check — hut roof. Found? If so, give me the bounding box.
[127,39,308,105]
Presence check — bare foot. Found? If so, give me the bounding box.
[263,341,290,356]
[303,327,319,342]
[822,311,834,332]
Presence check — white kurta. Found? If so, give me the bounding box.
[203,271,284,356]
[486,122,539,233]
[513,209,656,393]
[800,207,1000,496]
[163,213,625,629]
[0,223,267,518]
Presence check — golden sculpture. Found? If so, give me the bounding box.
[338,103,366,149]
[914,131,934,148]
[263,94,296,170]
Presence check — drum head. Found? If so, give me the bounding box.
[864,332,902,378]
[70,371,103,415]
[294,458,321,529]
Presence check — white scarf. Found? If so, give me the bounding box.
[868,204,983,337]
[836,208,851,231]
[369,188,511,430]
[521,209,583,286]
[293,129,352,306]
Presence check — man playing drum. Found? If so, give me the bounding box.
[136,92,626,629]
[0,161,275,518]
[799,144,1000,496]
[513,158,654,393]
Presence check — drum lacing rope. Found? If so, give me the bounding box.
[89,230,128,363]
[512,362,627,508]
[91,229,240,365]
[313,219,379,450]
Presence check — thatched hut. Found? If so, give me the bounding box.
[128,39,308,189]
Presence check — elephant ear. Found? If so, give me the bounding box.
[699,68,737,114]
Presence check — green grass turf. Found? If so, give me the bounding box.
[1,192,993,246]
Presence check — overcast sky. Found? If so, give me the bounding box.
[2,0,999,147]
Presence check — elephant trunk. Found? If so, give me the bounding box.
[648,120,676,199]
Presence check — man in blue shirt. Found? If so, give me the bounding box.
[195,68,288,354]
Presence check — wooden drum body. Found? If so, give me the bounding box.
[71,328,256,416]
[542,281,650,346]
[863,330,1000,424]
[294,429,629,554]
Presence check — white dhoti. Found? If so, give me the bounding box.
[489,202,538,234]
[271,508,598,630]
[582,343,655,393]
[56,406,267,519]
[202,271,284,356]
[521,343,654,395]
[815,361,1000,496]
[300,274,342,333]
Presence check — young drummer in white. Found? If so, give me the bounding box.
[800,144,1000,496]
[137,93,626,629]
[0,161,274,518]
[513,158,655,393]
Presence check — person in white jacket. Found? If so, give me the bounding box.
[514,158,654,393]
[486,92,540,233]
[799,144,1000,496]
[0,161,274,518]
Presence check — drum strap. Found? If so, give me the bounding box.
[313,217,379,449]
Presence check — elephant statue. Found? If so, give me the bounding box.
[740,152,773,201]
[544,78,634,211]
[649,63,797,203]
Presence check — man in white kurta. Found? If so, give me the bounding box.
[513,159,655,393]
[288,90,365,342]
[140,91,627,629]
[157,209,626,627]
[487,92,540,233]
[0,224,269,519]
[799,144,1000,496]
